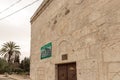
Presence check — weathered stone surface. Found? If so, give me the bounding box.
[30,0,120,80]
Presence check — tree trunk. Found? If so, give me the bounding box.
[8,52,12,64]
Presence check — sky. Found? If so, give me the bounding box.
[0,0,43,60]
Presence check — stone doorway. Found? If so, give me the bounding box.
[58,62,77,80]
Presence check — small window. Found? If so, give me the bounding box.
[65,9,70,15]
[62,54,68,60]
[54,20,57,24]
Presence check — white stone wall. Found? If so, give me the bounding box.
[31,0,120,80]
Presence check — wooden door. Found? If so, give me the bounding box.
[58,63,77,80]
[58,64,67,80]
[67,63,77,80]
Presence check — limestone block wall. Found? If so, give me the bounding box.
[30,0,120,80]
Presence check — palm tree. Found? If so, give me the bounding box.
[0,41,20,64]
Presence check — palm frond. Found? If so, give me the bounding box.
[0,48,7,55]
[0,41,21,63]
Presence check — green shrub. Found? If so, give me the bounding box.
[0,58,9,74]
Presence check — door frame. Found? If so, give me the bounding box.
[55,62,77,80]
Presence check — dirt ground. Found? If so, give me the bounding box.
[0,74,30,80]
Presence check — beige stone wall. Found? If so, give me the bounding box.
[30,0,120,80]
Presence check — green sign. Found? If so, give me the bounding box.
[41,42,52,59]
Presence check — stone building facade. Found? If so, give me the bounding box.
[30,0,120,80]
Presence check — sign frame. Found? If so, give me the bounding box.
[40,42,52,59]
